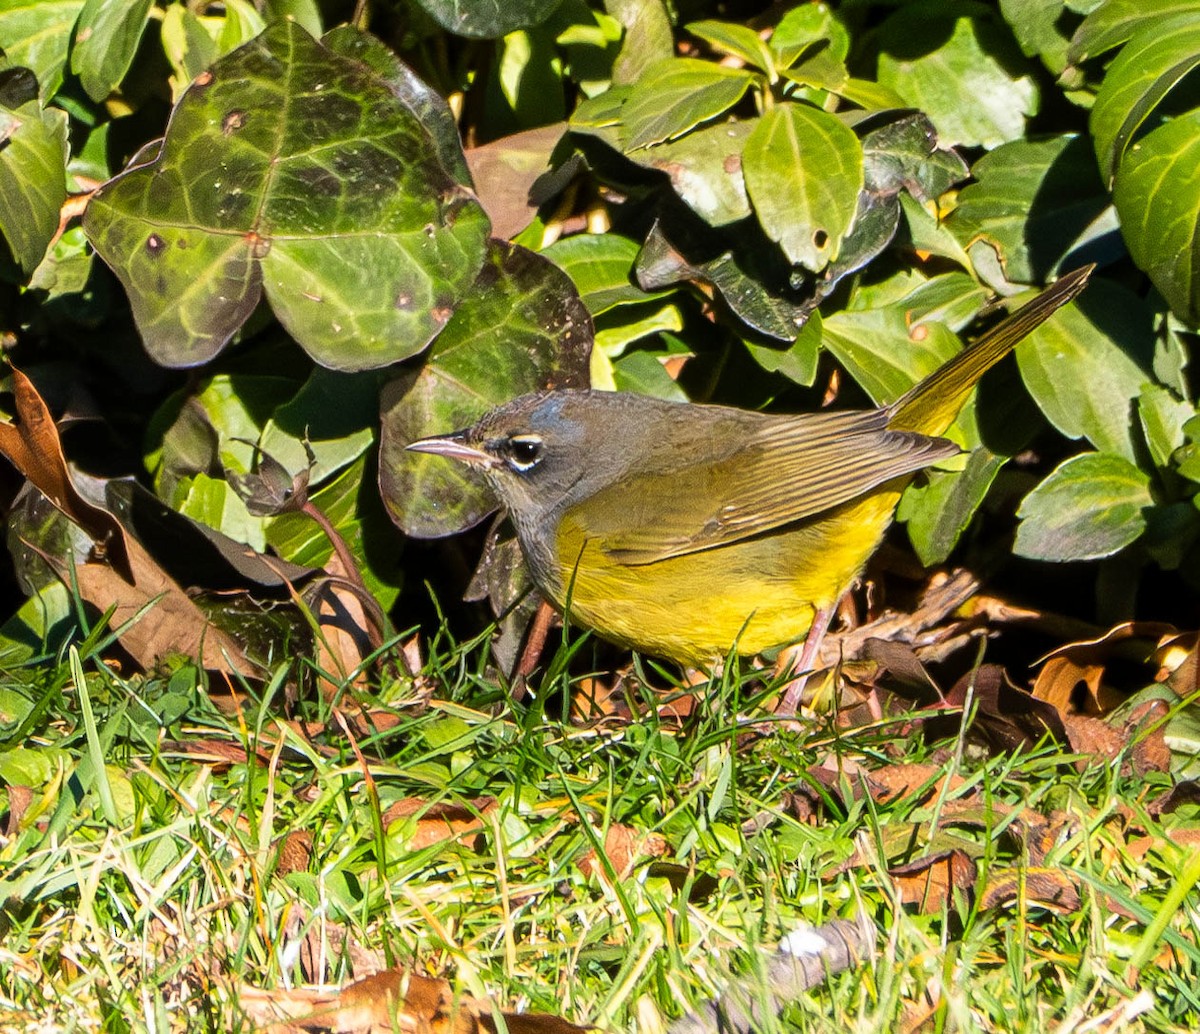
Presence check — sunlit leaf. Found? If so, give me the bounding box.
[0,0,84,98]
[0,99,68,274]
[621,58,755,151]
[71,0,154,102]
[84,21,489,370]
[1112,109,1200,325]
[742,102,862,271]
[877,8,1039,149]
[1015,452,1153,561]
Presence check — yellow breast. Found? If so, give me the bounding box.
[550,489,902,665]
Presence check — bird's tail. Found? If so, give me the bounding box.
[887,264,1094,436]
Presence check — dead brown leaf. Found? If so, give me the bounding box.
[464,124,571,240]
[577,822,669,881]
[275,830,314,875]
[0,368,255,675]
[3,783,32,835]
[980,866,1081,913]
[308,550,374,698]
[381,796,499,851]
[889,849,977,912]
[0,367,130,578]
[238,968,589,1034]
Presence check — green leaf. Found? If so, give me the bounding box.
[1138,384,1196,470]
[605,0,674,85]
[1017,281,1154,460]
[1015,452,1153,561]
[1000,0,1073,74]
[1112,109,1200,325]
[900,436,1008,565]
[877,8,1039,149]
[1068,0,1200,62]
[1090,12,1200,186]
[84,21,489,370]
[379,240,592,538]
[635,220,815,341]
[947,135,1108,285]
[259,367,383,483]
[70,0,153,102]
[590,301,683,388]
[0,0,84,98]
[742,312,822,387]
[686,19,774,76]
[0,99,68,274]
[631,120,754,226]
[323,25,472,189]
[742,103,862,271]
[542,233,669,314]
[265,454,403,609]
[621,58,755,151]
[411,0,563,39]
[862,113,968,202]
[770,4,850,69]
[820,273,964,404]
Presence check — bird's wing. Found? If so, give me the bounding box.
[570,408,958,565]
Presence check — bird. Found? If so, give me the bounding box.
[407,266,1092,697]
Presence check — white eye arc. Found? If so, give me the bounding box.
[505,434,544,472]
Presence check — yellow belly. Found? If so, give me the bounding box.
[551,489,902,665]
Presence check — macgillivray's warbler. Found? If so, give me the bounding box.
[409,266,1093,688]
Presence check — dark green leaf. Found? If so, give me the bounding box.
[0,0,83,98]
[742,103,862,271]
[323,25,473,188]
[379,240,592,538]
[742,313,822,387]
[899,437,1008,565]
[635,220,816,341]
[1016,280,1154,460]
[1113,109,1200,325]
[1068,0,1200,62]
[948,135,1108,285]
[622,58,755,151]
[877,8,1039,148]
[84,21,489,370]
[0,99,68,274]
[71,0,153,102]
[861,113,968,202]
[1000,0,1072,74]
[1015,452,1153,561]
[1090,12,1200,185]
[411,0,563,39]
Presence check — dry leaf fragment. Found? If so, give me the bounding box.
[980,866,1081,913]
[381,796,499,851]
[577,822,669,881]
[889,849,977,912]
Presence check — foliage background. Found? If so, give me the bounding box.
[1,0,1200,1030]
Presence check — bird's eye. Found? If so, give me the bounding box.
[505,434,544,471]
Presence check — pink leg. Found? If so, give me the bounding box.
[776,604,834,715]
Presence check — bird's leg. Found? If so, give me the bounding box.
[774,604,834,715]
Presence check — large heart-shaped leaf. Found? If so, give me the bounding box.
[379,240,592,538]
[84,20,489,371]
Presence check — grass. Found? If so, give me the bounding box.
[1,607,1199,1032]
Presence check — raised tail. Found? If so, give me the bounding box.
[887,265,1094,436]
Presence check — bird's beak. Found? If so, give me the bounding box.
[406,432,498,468]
